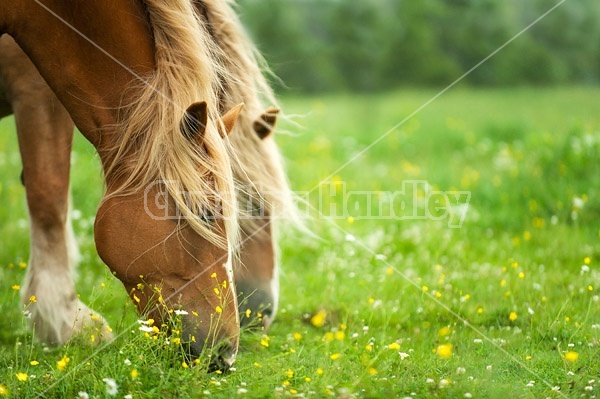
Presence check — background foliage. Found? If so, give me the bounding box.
[237,0,600,92]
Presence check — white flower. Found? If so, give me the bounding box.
[124,359,131,366]
[456,367,466,375]
[399,352,410,360]
[585,386,594,391]
[138,325,153,333]
[174,309,189,316]
[124,395,133,399]
[552,386,560,391]
[473,339,483,344]
[486,365,492,371]
[464,393,473,398]
[426,378,435,384]
[237,388,248,394]
[526,381,535,387]
[527,307,535,315]
[581,265,590,274]
[77,392,89,399]
[102,378,118,396]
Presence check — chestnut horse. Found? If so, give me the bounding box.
[0,0,292,371]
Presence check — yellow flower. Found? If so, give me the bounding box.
[11,285,20,291]
[388,342,401,350]
[30,360,39,366]
[584,257,591,265]
[285,369,294,379]
[0,384,8,395]
[368,367,377,375]
[210,272,217,279]
[293,332,302,341]
[215,305,223,314]
[19,262,27,269]
[509,312,518,321]
[56,355,70,371]
[329,353,341,360]
[182,361,189,369]
[436,344,453,359]
[310,309,327,328]
[260,335,270,347]
[565,351,579,362]
[316,368,324,375]
[16,372,28,382]
[438,327,451,337]
[422,285,429,292]
[335,331,345,341]
[131,369,138,379]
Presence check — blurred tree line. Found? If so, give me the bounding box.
[237,0,600,92]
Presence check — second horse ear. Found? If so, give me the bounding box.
[253,107,280,140]
[219,103,245,138]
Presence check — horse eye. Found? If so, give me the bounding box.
[199,208,215,224]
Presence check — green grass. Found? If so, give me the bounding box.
[1,87,599,398]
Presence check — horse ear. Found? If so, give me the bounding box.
[253,107,280,140]
[181,101,208,142]
[219,103,244,138]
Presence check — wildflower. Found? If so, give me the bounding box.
[260,335,270,347]
[102,378,118,396]
[182,362,189,369]
[436,344,453,359]
[399,352,410,360]
[335,331,345,341]
[124,395,132,399]
[330,353,341,360]
[210,272,217,278]
[565,351,579,362]
[285,369,294,379]
[438,327,451,337]
[509,312,518,321]
[293,332,302,341]
[310,309,327,328]
[56,355,70,371]
[19,262,26,268]
[584,257,591,265]
[77,392,89,399]
[139,325,153,333]
[368,367,377,375]
[316,368,324,375]
[131,369,138,379]
[30,360,39,366]
[11,285,20,291]
[215,306,223,314]
[174,309,188,316]
[16,372,28,382]
[388,342,401,350]
[0,385,7,396]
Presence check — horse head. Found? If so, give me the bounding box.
[94,102,242,371]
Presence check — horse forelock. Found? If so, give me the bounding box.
[104,0,239,253]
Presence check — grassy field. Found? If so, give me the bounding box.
[0,87,599,398]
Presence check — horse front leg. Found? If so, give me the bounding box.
[10,61,112,345]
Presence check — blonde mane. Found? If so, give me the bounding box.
[197,0,298,234]
[104,0,238,251]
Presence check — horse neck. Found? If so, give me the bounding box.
[0,0,155,167]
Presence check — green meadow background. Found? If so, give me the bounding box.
[1,1,600,398]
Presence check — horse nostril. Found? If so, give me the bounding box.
[207,342,236,373]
